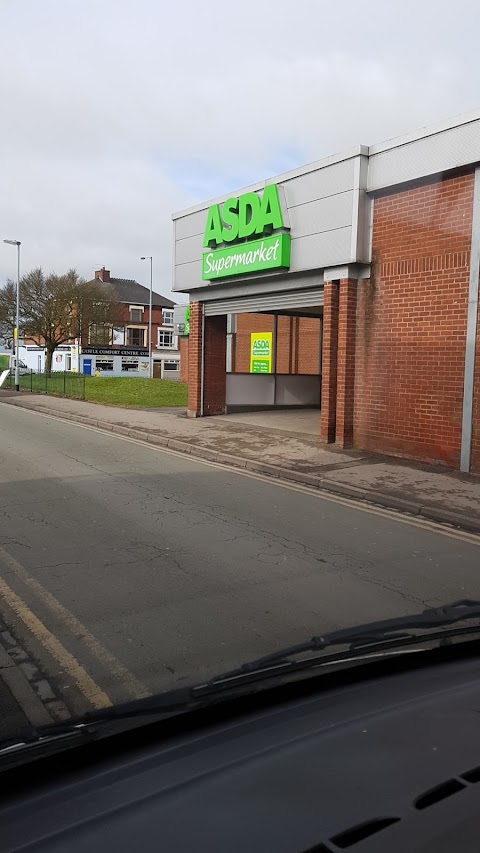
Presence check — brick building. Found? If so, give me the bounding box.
[83,268,179,378]
[172,111,480,474]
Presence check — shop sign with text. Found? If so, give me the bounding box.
[250,332,272,374]
[81,347,149,357]
[202,184,290,281]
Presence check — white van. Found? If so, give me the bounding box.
[0,352,31,386]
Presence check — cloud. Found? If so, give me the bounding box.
[1,0,479,294]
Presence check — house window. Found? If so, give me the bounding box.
[96,357,114,372]
[89,323,113,345]
[162,360,179,371]
[162,309,174,326]
[126,327,146,347]
[129,306,143,323]
[121,357,139,372]
[157,329,174,348]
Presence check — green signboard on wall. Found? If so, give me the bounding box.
[202,184,290,281]
[202,234,290,281]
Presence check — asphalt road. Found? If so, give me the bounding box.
[1,403,480,720]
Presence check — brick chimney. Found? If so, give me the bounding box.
[95,267,110,282]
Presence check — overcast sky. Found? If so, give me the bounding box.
[1,0,479,297]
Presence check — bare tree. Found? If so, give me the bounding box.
[0,268,120,372]
[0,280,17,349]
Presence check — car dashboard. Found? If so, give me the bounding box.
[2,653,480,852]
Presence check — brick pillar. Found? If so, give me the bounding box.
[187,304,227,417]
[204,314,227,415]
[335,278,357,448]
[179,337,189,384]
[292,317,300,373]
[320,281,339,442]
[187,302,202,417]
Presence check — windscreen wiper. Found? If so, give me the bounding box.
[211,599,480,683]
[9,599,480,752]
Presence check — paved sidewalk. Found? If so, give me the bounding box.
[1,390,480,533]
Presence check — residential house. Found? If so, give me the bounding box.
[82,268,179,378]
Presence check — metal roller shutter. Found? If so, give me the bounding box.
[203,288,324,316]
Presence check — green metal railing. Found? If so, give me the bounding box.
[5,370,86,400]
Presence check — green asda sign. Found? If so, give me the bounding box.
[202,184,290,281]
[203,234,290,280]
[250,332,272,374]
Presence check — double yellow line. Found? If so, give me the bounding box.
[0,546,149,710]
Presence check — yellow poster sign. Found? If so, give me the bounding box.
[250,332,273,374]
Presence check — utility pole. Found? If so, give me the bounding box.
[3,239,21,391]
[141,255,153,378]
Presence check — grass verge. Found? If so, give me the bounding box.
[12,373,187,408]
[86,377,187,408]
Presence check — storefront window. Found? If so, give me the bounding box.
[96,358,114,372]
[121,358,139,372]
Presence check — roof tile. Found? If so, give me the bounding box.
[89,277,176,308]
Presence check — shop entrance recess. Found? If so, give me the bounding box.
[203,288,324,413]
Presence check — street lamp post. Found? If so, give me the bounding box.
[3,239,21,391]
[140,255,153,379]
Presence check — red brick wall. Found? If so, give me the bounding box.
[336,279,357,447]
[119,304,168,347]
[187,302,202,416]
[204,314,227,414]
[27,303,170,349]
[297,317,321,373]
[179,336,189,383]
[276,316,295,373]
[77,304,171,347]
[354,172,475,467]
[233,313,320,373]
[115,303,165,326]
[471,303,480,473]
[320,281,339,443]
[234,314,274,371]
[186,305,226,416]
